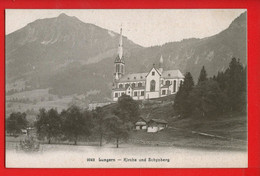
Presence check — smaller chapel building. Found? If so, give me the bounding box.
[112,28,184,101]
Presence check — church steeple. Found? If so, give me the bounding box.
[114,27,124,63]
[113,27,125,82]
[159,55,163,73]
[118,27,123,60]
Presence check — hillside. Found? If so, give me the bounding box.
[6,13,142,96]
[126,12,247,81]
[100,98,247,150]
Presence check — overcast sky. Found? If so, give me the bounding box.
[6,9,246,47]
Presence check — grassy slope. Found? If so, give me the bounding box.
[101,97,247,150]
[129,112,247,150]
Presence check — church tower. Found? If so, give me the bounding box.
[113,27,125,82]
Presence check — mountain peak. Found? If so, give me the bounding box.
[228,11,247,29]
[58,13,69,18]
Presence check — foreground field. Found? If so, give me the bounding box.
[6,142,247,168]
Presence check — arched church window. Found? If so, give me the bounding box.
[150,80,156,92]
[125,84,130,88]
[132,83,136,87]
[119,84,123,88]
[138,82,142,87]
[166,80,170,85]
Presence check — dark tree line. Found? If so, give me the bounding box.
[6,112,28,136]
[35,106,93,145]
[34,94,140,147]
[174,58,247,118]
[6,94,140,148]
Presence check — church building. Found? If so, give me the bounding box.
[112,28,184,102]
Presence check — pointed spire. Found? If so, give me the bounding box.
[160,55,163,64]
[118,26,123,60]
[159,55,163,73]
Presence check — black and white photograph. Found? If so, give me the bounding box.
[5,9,247,168]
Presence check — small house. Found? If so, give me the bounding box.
[147,119,168,133]
[135,118,148,130]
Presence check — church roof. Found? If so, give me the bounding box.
[161,84,171,88]
[162,70,184,79]
[133,86,145,90]
[113,85,145,91]
[112,88,126,91]
[146,67,162,77]
[117,69,184,83]
[119,72,147,82]
[125,84,132,89]
[149,119,168,124]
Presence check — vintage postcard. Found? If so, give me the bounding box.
[5,9,248,168]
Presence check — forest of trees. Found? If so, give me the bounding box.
[174,58,247,118]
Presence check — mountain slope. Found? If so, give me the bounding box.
[6,12,247,102]
[126,12,247,81]
[6,13,142,82]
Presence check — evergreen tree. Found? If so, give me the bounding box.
[225,58,245,111]
[190,80,228,118]
[173,72,194,117]
[174,58,246,119]
[215,71,227,91]
[198,66,207,84]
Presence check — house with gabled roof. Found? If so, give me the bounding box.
[135,117,148,130]
[147,119,168,133]
[112,27,184,101]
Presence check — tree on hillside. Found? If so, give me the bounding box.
[173,58,246,119]
[61,105,92,145]
[215,71,227,91]
[92,107,106,146]
[104,115,130,148]
[190,80,228,118]
[6,112,28,135]
[114,94,140,123]
[198,66,207,84]
[173,72,195,117]
[35,108,62,144]
[225,58,246,112]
